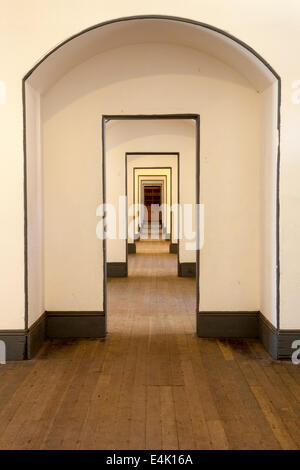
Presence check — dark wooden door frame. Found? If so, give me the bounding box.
[103,115,200,335]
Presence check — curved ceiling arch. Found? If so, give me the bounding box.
[25,15,280,94]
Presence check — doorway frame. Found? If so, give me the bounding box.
[134,168,171,237]
[16,15,282,362]
[125,152,180,260]
[138,178,166,231]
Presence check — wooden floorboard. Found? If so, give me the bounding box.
[0,239,299,449]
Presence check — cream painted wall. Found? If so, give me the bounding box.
[2,1,299,330]
[106,124,193,263]
[106,150,175,263]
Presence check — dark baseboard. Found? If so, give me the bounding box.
[0,330,26,361]
[107,262,127,277]
[46,311,106,338]
[128,243,136,254]
[197,311,259,338]
[178,262,196,277]
[27,312,47,359]
[169,243,178,254]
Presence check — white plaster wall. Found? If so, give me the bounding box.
[42,44,260,312]
[2,1,297,329]
[199,90,261,311]
[43,99,103,311]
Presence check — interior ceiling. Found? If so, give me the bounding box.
[28,18,276,93]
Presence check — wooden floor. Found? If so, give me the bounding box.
[1,241,300,449]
